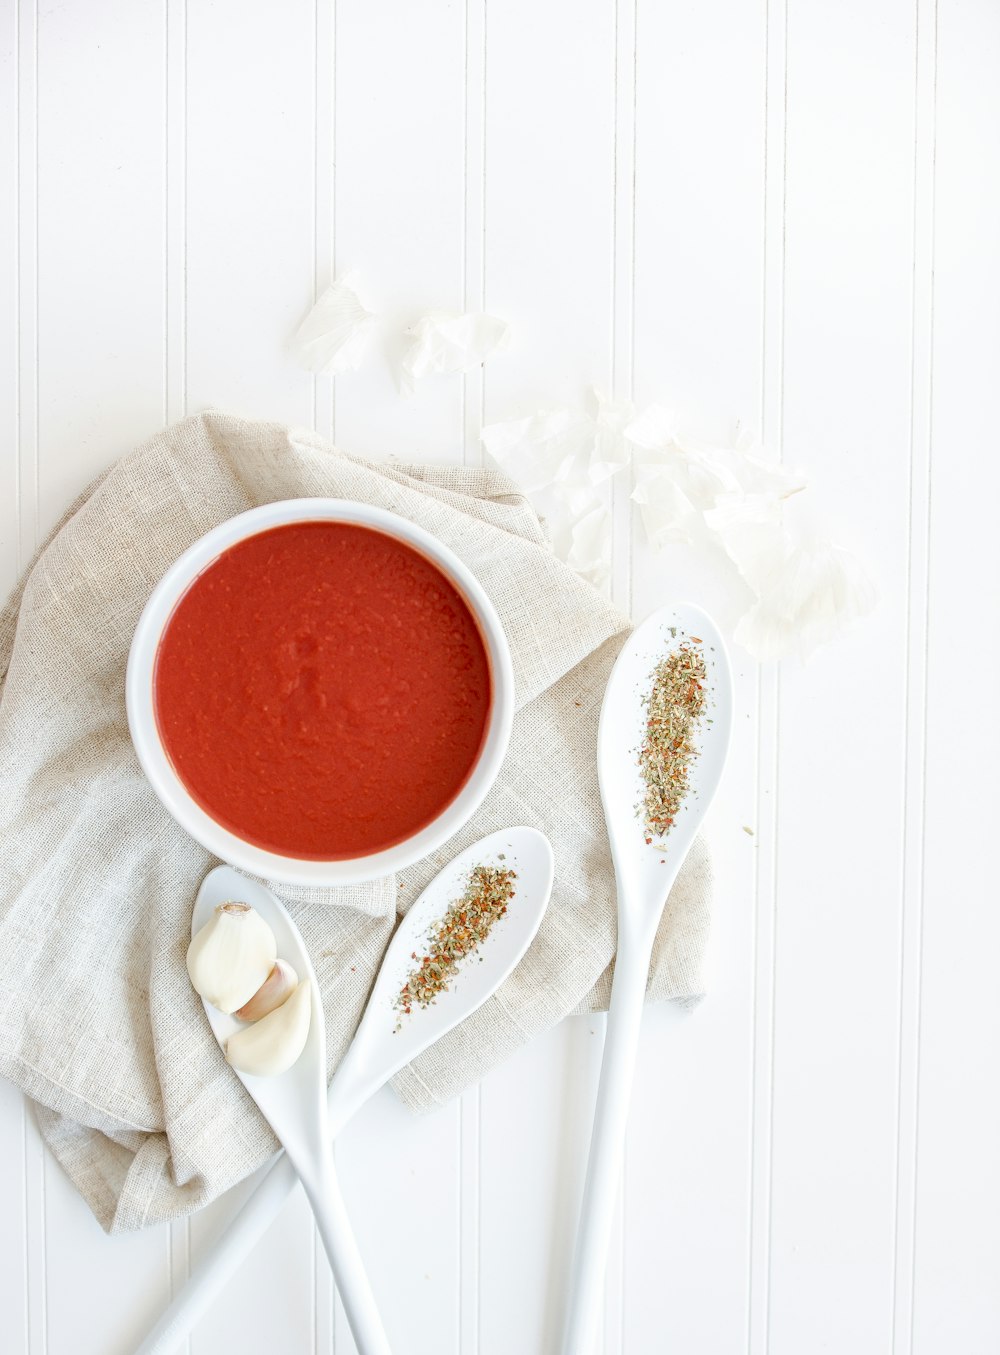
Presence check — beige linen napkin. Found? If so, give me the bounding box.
[0,412,712,1233]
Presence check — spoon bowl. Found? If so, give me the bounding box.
[329,825,555,1131]
[192,869,393,1355]
[598,603,733,907]
[192,870,329,1158]
[562,603,733,1355]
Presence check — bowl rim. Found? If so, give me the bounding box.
[125,497,515,886]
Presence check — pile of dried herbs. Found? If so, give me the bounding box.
[639,640,708,842]
[393,864,516,1030]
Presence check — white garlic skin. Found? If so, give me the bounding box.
[225,979,312,1077]
[234,959,299,1022]
[186,902,277,1014]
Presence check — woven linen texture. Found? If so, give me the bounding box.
[0,413,712,1231]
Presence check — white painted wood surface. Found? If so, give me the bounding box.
[2,1,998,1352]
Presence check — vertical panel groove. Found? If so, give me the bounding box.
[18,6,43,1341]
[165,0,187,426]
[461,3,486,1348]
[609,2,637,1351]
[479,0,486,458]
[12,0,18,572]
[307,0,315,433]
[316,9,335,1344]
[748,0,786,1351]
[892,0,937,1350]
[460,0,470,468]
[332,0,337,446]
[312,0,338,446]
[462,0,486,468]
[16,0,39,571]
[24,1114,46,1355]
[181,0,188,420]
[165,4,191,1346]
[459,1090,481,1355]
[162,0,168,430]
[610,0,636,622]
[332,0,338,445]
[21,1106,30,1350]
[311,1212,317,1354]
[40,1153,49,1355]
[628,0,636,630]
[313,8,336,1346]
[31,0,38,550]
[308,0,337,445]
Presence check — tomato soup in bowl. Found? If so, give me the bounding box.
[127,500,514,886]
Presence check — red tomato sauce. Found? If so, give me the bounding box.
[153,521,492,859]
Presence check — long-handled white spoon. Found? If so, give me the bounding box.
[561,604,733,1355]
[190,867,391,1355]
[136,826,554,1355]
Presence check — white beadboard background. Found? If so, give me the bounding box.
[1,2,999,1353]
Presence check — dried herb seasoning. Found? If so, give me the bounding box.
[393,864,516,1030]
[638,640,707,843]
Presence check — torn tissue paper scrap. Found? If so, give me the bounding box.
[399,310,510,396]
[482,392,875,659]
[289,272,379,376]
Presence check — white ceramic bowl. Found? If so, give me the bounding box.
[126,498,515,886]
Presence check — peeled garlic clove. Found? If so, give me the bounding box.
[234,959,299,1022]
[186,902,277,1014]
[225,980,312,1077]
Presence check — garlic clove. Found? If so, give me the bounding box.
[234,959,299,1022]
[225,980,313,1077]
[186,901,277,1014]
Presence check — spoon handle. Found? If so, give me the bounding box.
[297,1146,394,1355]
[562,927,655,1355]
[132,1144,394,1355]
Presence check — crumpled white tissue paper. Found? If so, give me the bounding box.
[400,311,510,396]
[482,394,633,594]
[484,390,875,659]
[289,273,379,375]
[726,530,878,660]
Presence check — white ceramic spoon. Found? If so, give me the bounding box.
[189,866,391,1355]
[136,827,555,1355]
[562,604,733,1355]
